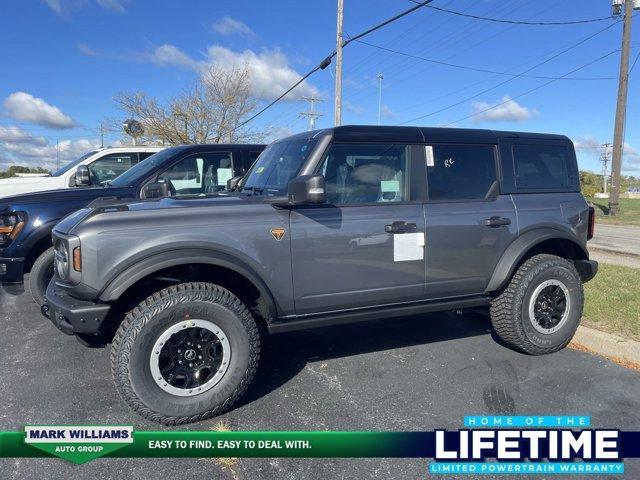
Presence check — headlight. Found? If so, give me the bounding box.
[0,213,25,247]
[54,240,69,280]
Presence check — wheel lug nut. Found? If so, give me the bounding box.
[189,363,193,367]
[198,355,202,359]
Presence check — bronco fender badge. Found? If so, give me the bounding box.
[271,227,286,241]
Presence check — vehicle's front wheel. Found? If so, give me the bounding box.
[110,282,260,425]
[490,254,583,355]
[29,247,54,306]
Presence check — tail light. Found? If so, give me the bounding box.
[587,206,595,240]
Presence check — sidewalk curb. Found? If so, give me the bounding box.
[588,245,640,259]
[569,325,640,370]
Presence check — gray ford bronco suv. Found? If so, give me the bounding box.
[44,126,597,425]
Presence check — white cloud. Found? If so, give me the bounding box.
[471,95,538,123]
[96,0,127,13]
[147,44,318,101]
[42,0,127,17]
[345,101,364,115]
[572,134,640,175]
[206,46,318,100]
[3,92,75,129]
[0,126,47,146]
[77,43,99,56]
[212,16,254,37]
[150,44,201,70]
[0,138,98,170]
[573,135,601,152]
[381,104,396,119]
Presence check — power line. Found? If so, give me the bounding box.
[353,39,617,81]
[407,1,613,26]
[400,18,622,125]
[233,0,436,132]
[443,49,620,126]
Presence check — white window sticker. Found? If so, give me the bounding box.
[425,145,434,167]
[380,180,400,193]
[393,232,425,262]
[217,168,233,185]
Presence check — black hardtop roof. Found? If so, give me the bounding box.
[169,143,266,154]
[279,125,570,144]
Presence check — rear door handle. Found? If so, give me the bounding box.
[385,221,418,234]
[484,216,511,228]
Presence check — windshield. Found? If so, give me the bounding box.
[110,147,182,187]
[240,137,319,195]
[51,150,99,177]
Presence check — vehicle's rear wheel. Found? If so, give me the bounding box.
[490,254,583,355]
[110,282,260,425]
[29,247,55,306]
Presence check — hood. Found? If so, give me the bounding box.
[124,194,249,212]
[0,175,62,198]
[0,186,132,207]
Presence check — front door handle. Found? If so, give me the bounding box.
[484,216,511,228]
[385,221,418,234]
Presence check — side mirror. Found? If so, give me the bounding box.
[141,181,170,199]
[74,165,91,187]
[287,174,326,205]
[226,175,243,191]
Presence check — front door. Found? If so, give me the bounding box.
[423,143,517,299]
[290,142,426,315]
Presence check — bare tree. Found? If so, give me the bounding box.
[112,64,267,145]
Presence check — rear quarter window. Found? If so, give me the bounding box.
[512,144,570,189]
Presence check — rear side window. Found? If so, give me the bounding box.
[513,145,569,189]
[426,144,497,201]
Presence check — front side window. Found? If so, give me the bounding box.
[88,153,138,186]
[158,152,233,196]
[513,144,568,189]
[426,144,497,201]
[317,143,410,204]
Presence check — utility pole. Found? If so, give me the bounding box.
[609,0,634,215]
[300,96,323,131]
[334,0,344,126]
[601,143,613,194]
[56,139,60,170]
[100,123,105,148]
[377,73,384,125]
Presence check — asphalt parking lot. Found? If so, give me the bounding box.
[2,281,640,479]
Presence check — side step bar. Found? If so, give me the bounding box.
[268,295,491,334]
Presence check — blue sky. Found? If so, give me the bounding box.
[0,0,638,175]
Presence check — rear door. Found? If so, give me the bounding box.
[290,142,427,315]
[424,143,517,299]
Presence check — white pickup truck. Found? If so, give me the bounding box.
[0,146,164,198]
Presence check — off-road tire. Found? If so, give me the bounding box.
[490,254,583,355]
[110,282,260,425]
[29,247,54,306]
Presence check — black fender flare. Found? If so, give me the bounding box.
[21,219,59,262]
[485,228,588,293]
[98,248,279,320]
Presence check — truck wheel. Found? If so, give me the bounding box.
[490,254,583,355]
[29,247,55,306]
[110,282,260,425]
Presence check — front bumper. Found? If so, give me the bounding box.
[42,280,111,336]
[0,256,25,285]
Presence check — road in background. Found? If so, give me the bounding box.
[591,223,640,256]
[1,283,640,479]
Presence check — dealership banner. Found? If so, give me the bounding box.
[1,417,639,471]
